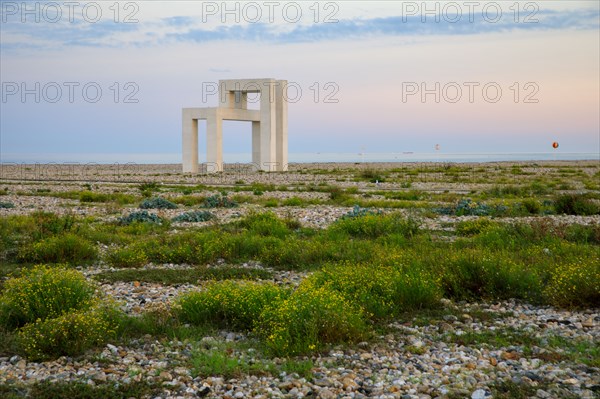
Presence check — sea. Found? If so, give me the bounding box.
[1,152,598,165]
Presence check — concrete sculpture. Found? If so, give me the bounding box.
[182,78,288,173]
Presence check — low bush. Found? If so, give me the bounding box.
[175,281,287,331]
[258,280,368,355]
[94,266,273,284]
[435,199,508,216]
[0,265,97,329]
[332,213,420,239]
[328,186,348,202]
[118,211,162,225]
[18,233,97,264]
[29,212,76,240]
[490,219,600,244]
[18,305,118,360]
[139,197,178,209]
[105,246,148,268]
[18,380,160,399]
[172,195,206,206]
[237,212,291,238]
[455,218,494,236]
[487,185,525,197]
[79,191,109,203]
[172,210,215,223]
[358,169,385,183]
[79,191,136,204]
[564,223,600,244]
[203,193,238,208]
[521,198,541,214]
[264,199,279,207]
[282,197,303,206]
[439,251,542,302]
[0,201,15,208]
[554,193,599,215]
[340,205,380,219]
[545,257,600,308]
[309,262,440,319]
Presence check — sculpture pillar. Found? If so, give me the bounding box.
[182,78,288,173]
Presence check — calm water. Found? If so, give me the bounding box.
[1,152,598,164]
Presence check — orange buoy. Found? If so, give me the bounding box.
[552,142,559,149]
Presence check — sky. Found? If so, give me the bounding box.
[1,0,599,163]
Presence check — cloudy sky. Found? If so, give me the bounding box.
[1,1,599,163]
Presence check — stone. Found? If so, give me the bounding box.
[471,389,487,399]
[342,377,358,390]
[536,389,551,398]
[314,378,333,387]
[159,371,172,380]
[9,355,21,364]
[318,388,336,399]
[501,351,519,360]
[197,386,211,397]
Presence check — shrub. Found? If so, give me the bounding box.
[258,281,368,355]
[488,185,524,197]
[282,197,303,207]
[95,266,273,285]
[139,197,178,209]
[564,223,600,244]
[237,212,291,238]
[22,380,160,399]
[456,199,497,216]
[0,265,97,329]
[119,211,162,225]
[328,186,348,201]
[172,210,215,223]
[0,201,15,208]
[133,230,230,265]
[332,213,420,239]
[173,195,206,206]
[203,193,238,208]
[545,257,600,308]
[455,218,494,236]
[554,194,599,215]
[79,191,136,205]
[79,191,109,203]
[309,262,441,319]
[18,305,117,360]
[521,198,541,214]
[439,252,541,302]
[139,182,160,197]
[105,246,148,268]
[264,199,279,207]
[341,205,380,219]
[18,233,97,264]
[436,199,508,216]
[358,169,385,183]
[30,212,75,240]
[498,219,599,244]
[175,281,287,331]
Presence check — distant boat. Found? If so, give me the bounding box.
[402,151,414,154]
